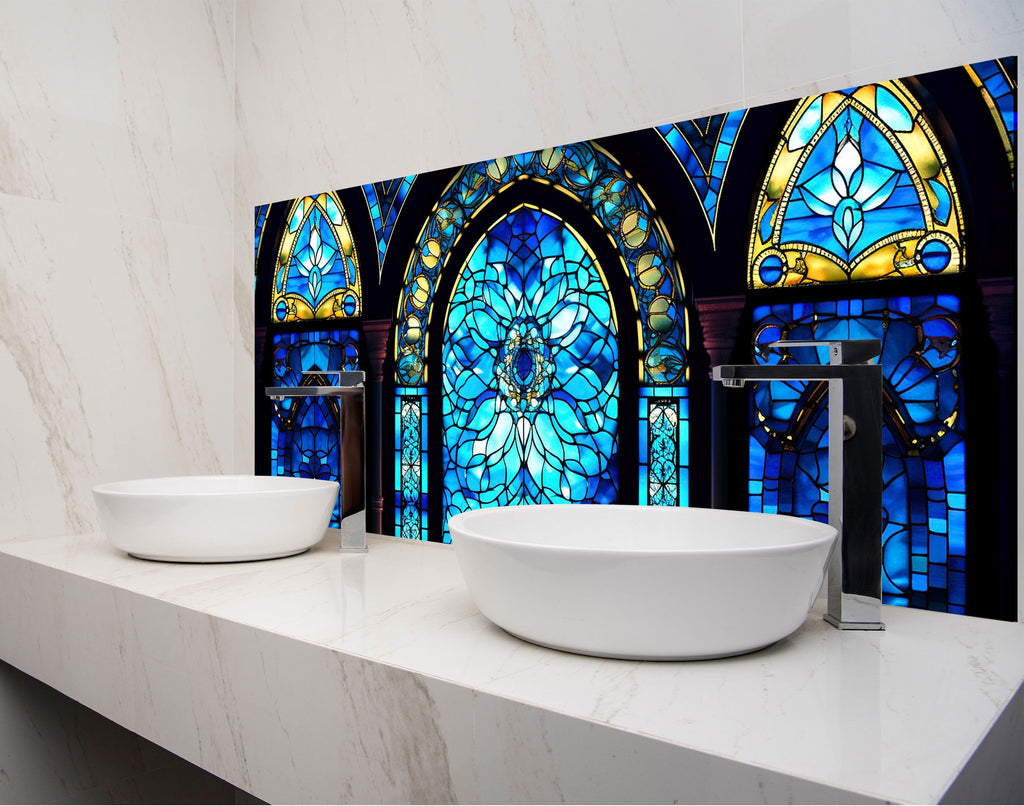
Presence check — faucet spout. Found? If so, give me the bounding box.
[713,339,885,631]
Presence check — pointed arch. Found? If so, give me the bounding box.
[392,142,690,540]
[748,81,965,288]
[272,192,363,321]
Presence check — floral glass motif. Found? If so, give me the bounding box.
[393,141,689,541]
[439,206,619,542]
[272,193,362,322]
[656,110,746,243]
[270,330,361,527]
[748,297,966,613]
[749,81,964,288]
[965,57,1017,183]
[395,141,688,388]
[363,176,415,277]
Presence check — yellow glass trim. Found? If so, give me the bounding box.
[271,192,362,321]
[965,61,1016,180]
[748,79,965,289]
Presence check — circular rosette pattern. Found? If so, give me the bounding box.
[441,207,619,535]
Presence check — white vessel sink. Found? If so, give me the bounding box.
[93,475,338,562]
[448,504,837,660]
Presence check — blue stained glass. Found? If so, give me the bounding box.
[440,207,619,540]
[656,110,746,241]
[749,295,965,613]
[363,175,415,275]
[396,141,687,389]
[750,81,964,287]
[255,203,269,267]
[784,109,925,263]
[270,330,360,527]
[273,194,362,321]
[967,58,1017,184]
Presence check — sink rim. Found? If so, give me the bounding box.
[449,503,837,556]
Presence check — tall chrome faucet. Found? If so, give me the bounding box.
[266,370,368,553]
[713,339,885,630]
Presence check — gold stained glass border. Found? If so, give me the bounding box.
[748,80,965,290]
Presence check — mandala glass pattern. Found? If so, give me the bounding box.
[749,81,964,288]
[965,57,1017,183]
[363,175,415,277]
[270,330,361,527]
[395,141,688,387]
[656,110,746,243]
[748,297,965,613]
[272,192,362,322]
[440,206,618,541]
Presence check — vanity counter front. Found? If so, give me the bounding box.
[0,528,1021,804]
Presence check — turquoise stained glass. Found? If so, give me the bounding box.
[395,388,427,541]
[638,386,689,507]
[395,142,687,388]
[748,297,965,613]
[656,111,746,242]
[439,206,618,542]
[270,330,360,527]
[363,176,415,276]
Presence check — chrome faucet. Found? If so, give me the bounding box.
[266,370,367,553]
[713,339,884,630]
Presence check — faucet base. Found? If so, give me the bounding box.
[823,614,886,631]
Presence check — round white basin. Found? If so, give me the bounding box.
[448,504,837,660]
[93,475,338,562]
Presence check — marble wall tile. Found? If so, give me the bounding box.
[0,0,234,228]
[231,0,746,217]
[0,195,234,539]
[740,0,1023,108]
[1,0,236,542]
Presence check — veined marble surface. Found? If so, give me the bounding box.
[1,526,1022,804]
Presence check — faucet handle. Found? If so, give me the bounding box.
[768,339,880,365]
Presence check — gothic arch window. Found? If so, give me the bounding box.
[272,192,363,322]
[394,143,690,542]
[258,194,365,528]
[440,205,620,540]
[745,81,970,613]
[749,81,964,288]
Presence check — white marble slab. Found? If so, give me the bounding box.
[0,527,1021,803]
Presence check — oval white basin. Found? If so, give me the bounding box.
[93,475,338,562]
[448,504,837,660]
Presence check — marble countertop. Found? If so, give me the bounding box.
[1,526,1022,804]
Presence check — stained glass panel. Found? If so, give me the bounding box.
[748,297,965,613]
[749,82,964,288]
[966,57,1017,183]
[638,385,689,506]
[439,206,619,542]
[395,141,687,388]
[395,387,428,541]
[255,203,270,273]
[270,330,361,527]
[363,176,415,277]
[272,193,362,322]
[656,110,746,243]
